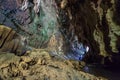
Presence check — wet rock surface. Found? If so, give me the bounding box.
[0,49,106,80]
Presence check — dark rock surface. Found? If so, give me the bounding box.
[0,0,30,28]
[57,0,120,65]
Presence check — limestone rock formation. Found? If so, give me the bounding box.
[0,49,107,80]
[57,0,120,65]
[0,0,120,77]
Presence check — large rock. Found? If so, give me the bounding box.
[0,49,106,80]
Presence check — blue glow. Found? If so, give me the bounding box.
[66,41,89,61]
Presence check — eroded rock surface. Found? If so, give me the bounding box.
[0,49,106,80]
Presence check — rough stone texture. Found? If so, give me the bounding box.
[0,49,107,80]
[0,0,30,27]
[57,0,120,65]
[1,0,120,68]
[0,0,64,51]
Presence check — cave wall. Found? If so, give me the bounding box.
[0,0,65,57]
[0,0,30,27]
[57,0,120,64]
[0,0,120,64]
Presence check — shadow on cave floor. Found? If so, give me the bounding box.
[82,63,120,80]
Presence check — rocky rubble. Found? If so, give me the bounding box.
[0,49,107,80]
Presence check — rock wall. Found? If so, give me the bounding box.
[57,0,120,64]
[0,0,120,65]
[0,0,30,27]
